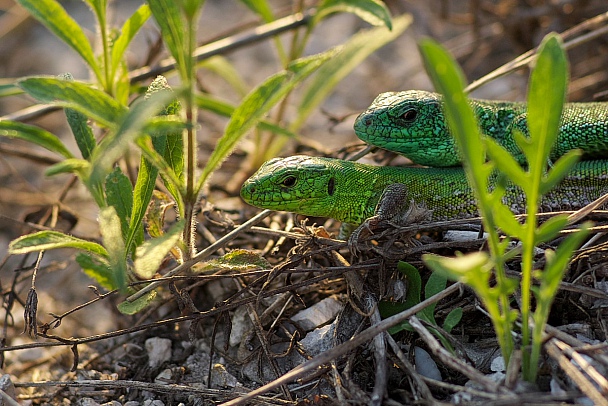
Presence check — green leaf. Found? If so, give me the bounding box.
[195,94,297,138]
[532,223,590,342]
[0,81,23,97]
[199,56,249,97]
[315,0,392,29]
[535,215,569,245]
[423,252,490,289]
[110,4,152,79]
[61,73,97,160]
[136,136,186,204]
[15,0,102,82]
[442,308,462,333]
[117,290,158,315]
[196,49,337,191]
[65,108,96,160]
[89,90,174,187]
[105,167,134,240]
[145,191,175,238]
[125,78,178,252]
[45,158,90,177]
[421,272,447,322]
[134,219,184,279]
[76,253,116,290]
[491,196,524,239]
[81,0,107,23]
[0,121,74,159]
[539,149,582,195]
[18,77,127,128]
[181,0,205,18]
[378,261,422,333]
[141,77,184,213]
[193,249,271,273]
[147,0,187,78]
[526,34,568,167]
[539,223,590,295]
[293,14,410,131]
[99,206,127,290]
[419,40,483,169]
[239,0,275,22]
[485,137,527,188]
[9,231,108,258]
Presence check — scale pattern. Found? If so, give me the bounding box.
[354,90,608,167]
[241,156,608,225]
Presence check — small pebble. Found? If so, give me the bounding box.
[145,337,172,368]
[414,346,442,381]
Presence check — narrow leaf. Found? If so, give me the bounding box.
[193,249,271,273]
[146,0,187,77]
[485,137,527,188]
[0,121,74,158]
[61,73,97,159]
[99,206,127,290]
[45,158,90,177]
[65,108,96,160]
[239,0,275,22]
[15,0,101,82]
[105,167,134,240]
[539,150,582,195]
[527,34,568,166]
[9,231,108,258]
[76,253,116,290]
[89,90,174,187]
[293,14,410,130]
[117,290,158,314]
[133,219,184,279]
[126,77,179,251]
[196,49,336,191]
[110,4,152,79]
[145,191,175,238]
[195,94,297,137]
[315,0,392,29]
[535,215,569,245]
[199,56,249,97]
[18,77,127,127]
[442,308,463,333]
[418,39,484,170]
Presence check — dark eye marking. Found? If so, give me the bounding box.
[327,177,335,196]
[401,108,418,123]
[282,175,297,187]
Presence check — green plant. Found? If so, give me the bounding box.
[379,261,462,350]
[419,34,590,382]
[1,0,407,312]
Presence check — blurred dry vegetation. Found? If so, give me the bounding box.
[1,0,608,404]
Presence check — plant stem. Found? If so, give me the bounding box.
[182,11,199,259]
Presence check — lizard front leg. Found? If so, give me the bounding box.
[348,183,432,256]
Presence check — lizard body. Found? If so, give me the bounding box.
[354,90,608,167]
[241,155,608,225]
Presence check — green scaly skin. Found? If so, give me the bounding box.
[241,155,608,225]
[354,90,608,167]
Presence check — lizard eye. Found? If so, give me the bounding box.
[281,175,297,187]
[401,108,418,123]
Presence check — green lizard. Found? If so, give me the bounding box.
[240,155,608,225]
[354,90,608,167]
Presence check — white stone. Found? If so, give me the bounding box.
[145,337,172,368]
[291,296,343,331]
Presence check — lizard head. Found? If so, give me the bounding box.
[354,90,460,166]
[241,155,344,220]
